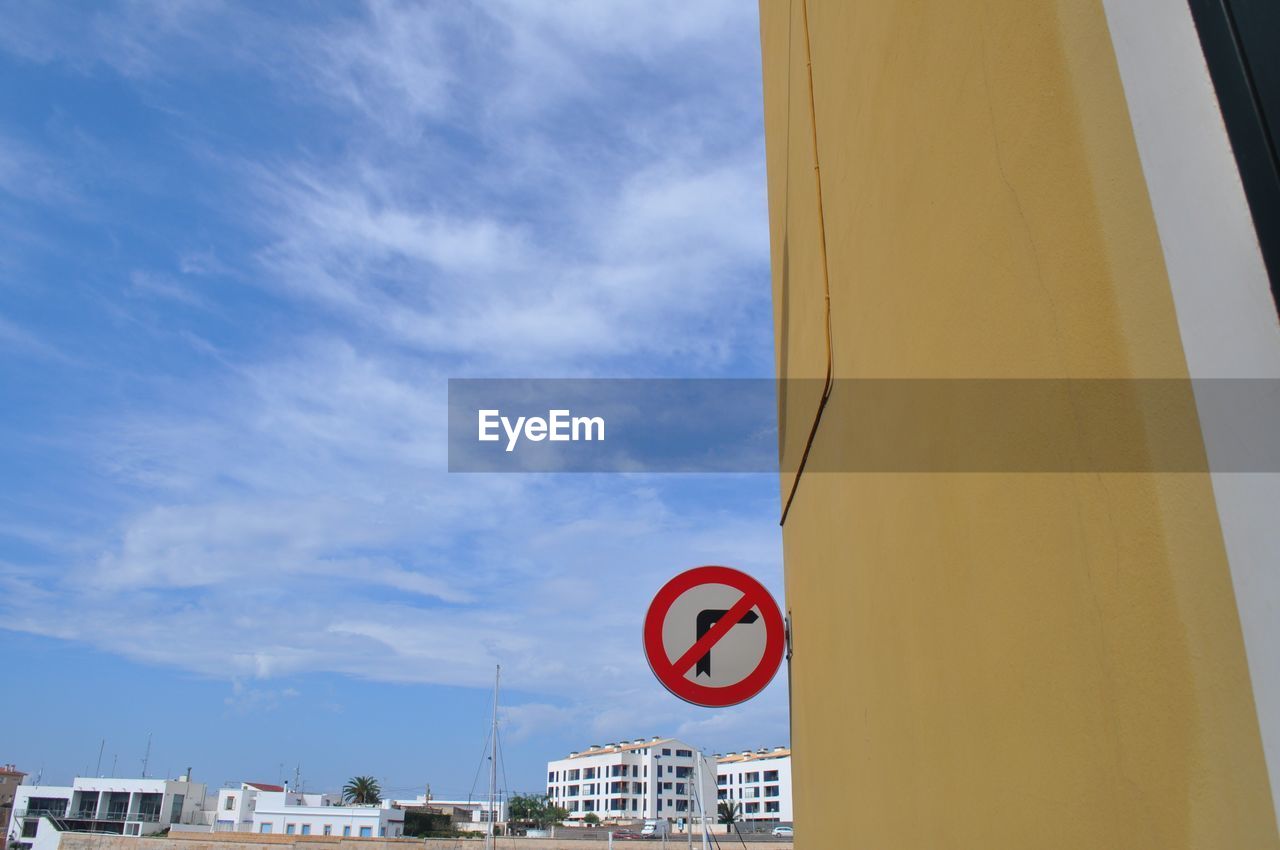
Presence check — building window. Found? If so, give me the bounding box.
[662,749,671,756]
[343,826,351,836]
[379,827,385,837]
[763,771,779,782]
[170,794,185,824]
[225,797,236,811]
[259,824,272,834]
[285,824,296,835]
[765,802,780,813]
[717,776,727,785]
[323,826,332,836]
[675,749,692,757]
[765,786,779,798]
[300,825,311,835]
[359,827,372,837]
[745,803,760,814]
[22,820,37,838]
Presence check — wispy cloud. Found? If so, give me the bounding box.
[0,0,784,772]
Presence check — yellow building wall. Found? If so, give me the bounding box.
[758,1,1277,847]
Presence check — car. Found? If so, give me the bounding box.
[771,825,794,837]
[611,828,642,840]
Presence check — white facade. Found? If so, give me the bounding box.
[231,788,403,838]
[546,737,716,824]
[715,748,792,823]
[8,776,210,850]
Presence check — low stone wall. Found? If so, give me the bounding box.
[59,833,792,850]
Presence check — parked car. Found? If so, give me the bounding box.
[771,825,794,837]
[612,828,642,840]
[640,819,670,838]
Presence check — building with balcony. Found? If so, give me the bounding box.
[1,765,27,839]
[212,783,403,838]
[715,748,792,824]
[545,737,716,824]
[7,774,210,850]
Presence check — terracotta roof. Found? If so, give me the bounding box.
[245,782,285,792]
[716,748,791,765]
[564,738,675,759]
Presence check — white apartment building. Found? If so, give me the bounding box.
[8,774,210,850]
[715,748,792,824]
[214,784,403,838]
[546,737,716,824]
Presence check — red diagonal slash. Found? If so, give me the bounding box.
[668,590,760,678]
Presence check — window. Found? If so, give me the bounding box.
[225,797,236,811]
[285,824,296,835]
[259,824,272,834]
[359,827,372,838]
[765,802,780,813]
[717,790,727,800]
[765,786,779,798]
[22,821,37,839]
[717,776,727,785]
[170,794,185,824]
[675,800,689,812]
[744,772,760,783]
[763,771,779,782]
[379,827,385,837]
[663,782,672,791]
[744,803,760,814]
[675,749,692,757]
[662,748,671,756]
[323,826,332,836]
[342,826,351,836]
[675,784,686,795]
[675,767,691,778]
[300,825,311,835]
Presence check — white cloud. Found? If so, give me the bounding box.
[0,0,786,758]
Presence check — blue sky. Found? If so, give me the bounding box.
[0,0,784,798]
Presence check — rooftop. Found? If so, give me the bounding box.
[716,747,791,764]
[562,737,676,759]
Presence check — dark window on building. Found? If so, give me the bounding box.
[1189,0,1280,313]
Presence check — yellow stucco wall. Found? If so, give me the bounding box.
[758,0,1277,847]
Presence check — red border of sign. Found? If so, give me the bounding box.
[643,565,785,708]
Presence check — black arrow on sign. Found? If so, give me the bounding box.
[695,608,760,676]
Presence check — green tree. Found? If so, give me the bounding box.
[508,793,569,829]
[583,812,601,826]
[342,776,382,805]
[717,801,741,826]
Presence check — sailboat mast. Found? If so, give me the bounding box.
[487,665,500,850]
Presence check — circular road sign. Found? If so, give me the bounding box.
[643,565,785,707]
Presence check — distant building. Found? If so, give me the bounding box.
[214,783,403,838]
[391,795,507,833]
[7,774,210,850]
[715,748,792,824]
[0,765,27,838]
[212,782,287,832]
[545,737,716,824]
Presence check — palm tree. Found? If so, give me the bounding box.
[716,801,740,826]
[342,776,382,805]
